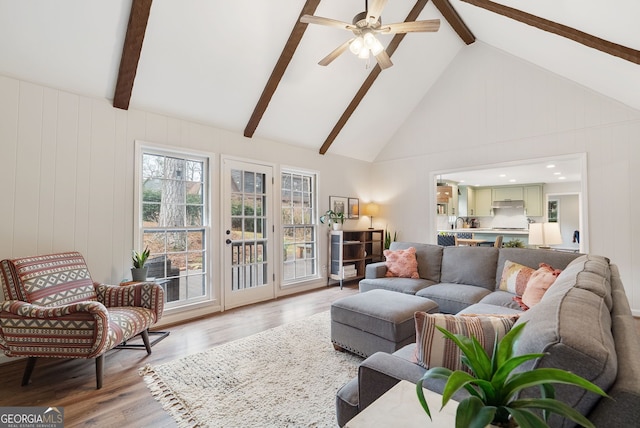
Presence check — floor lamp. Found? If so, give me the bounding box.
[362,203,379,229]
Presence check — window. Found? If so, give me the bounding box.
[137,145,210,307]
[281,170,317,283]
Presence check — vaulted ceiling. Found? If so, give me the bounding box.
[1,1,638,162]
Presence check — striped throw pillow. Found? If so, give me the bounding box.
[413,312,518,373]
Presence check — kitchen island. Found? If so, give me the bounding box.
[438,228,529,246]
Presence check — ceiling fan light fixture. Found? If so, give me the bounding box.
[363,32,377,49]
[370,38,384,55]
[358,47,370,59]
[349,37,364,55]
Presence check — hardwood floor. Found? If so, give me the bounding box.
[0,283,359,427]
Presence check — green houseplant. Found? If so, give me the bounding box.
[131,246,151,281]
[319,210,345,230]
[384,230,397,250]
[503,239,525,248]
[416,322,607,428]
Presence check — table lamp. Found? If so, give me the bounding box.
[528,222,562,249]
[362,203,379,229]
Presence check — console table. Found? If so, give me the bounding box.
[345,380,458,427]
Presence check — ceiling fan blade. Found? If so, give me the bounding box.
[374,49,393,70]
[300,14,355,30]
[366,0,388,25]
[318,39,354,66]
[379,19,441,34]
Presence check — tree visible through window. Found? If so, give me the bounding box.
[139,150,209,305]
[281,170,317,283]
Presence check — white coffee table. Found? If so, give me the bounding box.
[345,380,458,427]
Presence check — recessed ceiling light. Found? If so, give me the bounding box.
[558,176,566,180]
[553,172,561,175]
[499,174,506,178]
[509,179,516,183]
[546,164,556,169]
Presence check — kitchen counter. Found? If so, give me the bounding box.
[439,228,529,235]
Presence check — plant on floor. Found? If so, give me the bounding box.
[384,230,397,250]
[132,246,151,268]
[319,210,345,228]
[503,239,525,248]
[416,322,607,428]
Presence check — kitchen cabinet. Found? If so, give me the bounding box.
[475,188,493,216]
[458,186,476,216]
[524,185,543,217]
[436,183,458,216]
[329,229,384,289]
[492,186,524,201]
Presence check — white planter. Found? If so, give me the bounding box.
[332,222,343,231]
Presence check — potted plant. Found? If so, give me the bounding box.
[131,246,150,281]
[503,238,525,248]
[416,322,607,428]
[384,230,397,250]
[319,210,345,230]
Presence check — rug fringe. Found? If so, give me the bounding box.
[139,364,201,428]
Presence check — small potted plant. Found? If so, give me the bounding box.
[416,322,607,428]
[131,246,150,281]
[320,210,345,230]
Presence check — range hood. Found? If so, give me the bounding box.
[491,200,525,209]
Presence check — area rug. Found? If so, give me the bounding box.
[139,311,363,427]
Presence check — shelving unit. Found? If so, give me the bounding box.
[329,229,384,289]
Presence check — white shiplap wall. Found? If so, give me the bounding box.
[371,43,640,314]
[0,74,374,327]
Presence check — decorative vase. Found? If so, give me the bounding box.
[332,222,342,231]
[131,267,148,282]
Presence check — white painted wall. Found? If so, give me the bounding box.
[371,43,640,313]
[0,74,373,319]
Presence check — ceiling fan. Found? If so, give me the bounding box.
[300,0,440,70]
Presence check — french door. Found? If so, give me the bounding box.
[222,158,274,309]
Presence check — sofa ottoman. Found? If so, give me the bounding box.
[331,289,439,358]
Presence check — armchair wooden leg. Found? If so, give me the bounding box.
[96,354,104,389]
[22,357,38,386]
[140,329,152,354]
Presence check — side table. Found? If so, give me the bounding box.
[345,380,458,427]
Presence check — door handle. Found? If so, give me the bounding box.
[226,239,232,245]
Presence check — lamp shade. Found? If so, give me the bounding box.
[528,223,562,247]
[362,202,379,217]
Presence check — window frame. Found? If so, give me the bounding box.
[134,141,214,309]
[280,167,320,286]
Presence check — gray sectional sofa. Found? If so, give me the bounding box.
[337,242,640,427]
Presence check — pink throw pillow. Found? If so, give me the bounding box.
[384,247,420,279]
[521,263,562,308]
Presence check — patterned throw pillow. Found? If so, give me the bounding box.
[413,312,518,373]
[522,263,562,308]
[384,247,420,279]
[499,260,535,295]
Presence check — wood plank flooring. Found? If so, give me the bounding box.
[0,283,359,427]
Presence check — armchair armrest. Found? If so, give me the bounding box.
[0,300,111,358]
[365,261,388,279]
[94,282,164,321]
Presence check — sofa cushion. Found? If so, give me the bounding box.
[413,312,518,373]
[384,247,419,279]
[441,246,499,290]
[476,290,524,311]
[498,260,534,295]
[389,242,443,282]
[359,277,436,295]
[416,283,492,314]
[514,254,617,424]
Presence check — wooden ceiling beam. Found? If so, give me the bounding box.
[461,0,640,65]
[319,0,430,155]
[113,0,153,110]
[244,0,321,138]
[432,0,475,45]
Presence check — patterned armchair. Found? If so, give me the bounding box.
[0,252,164,389]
